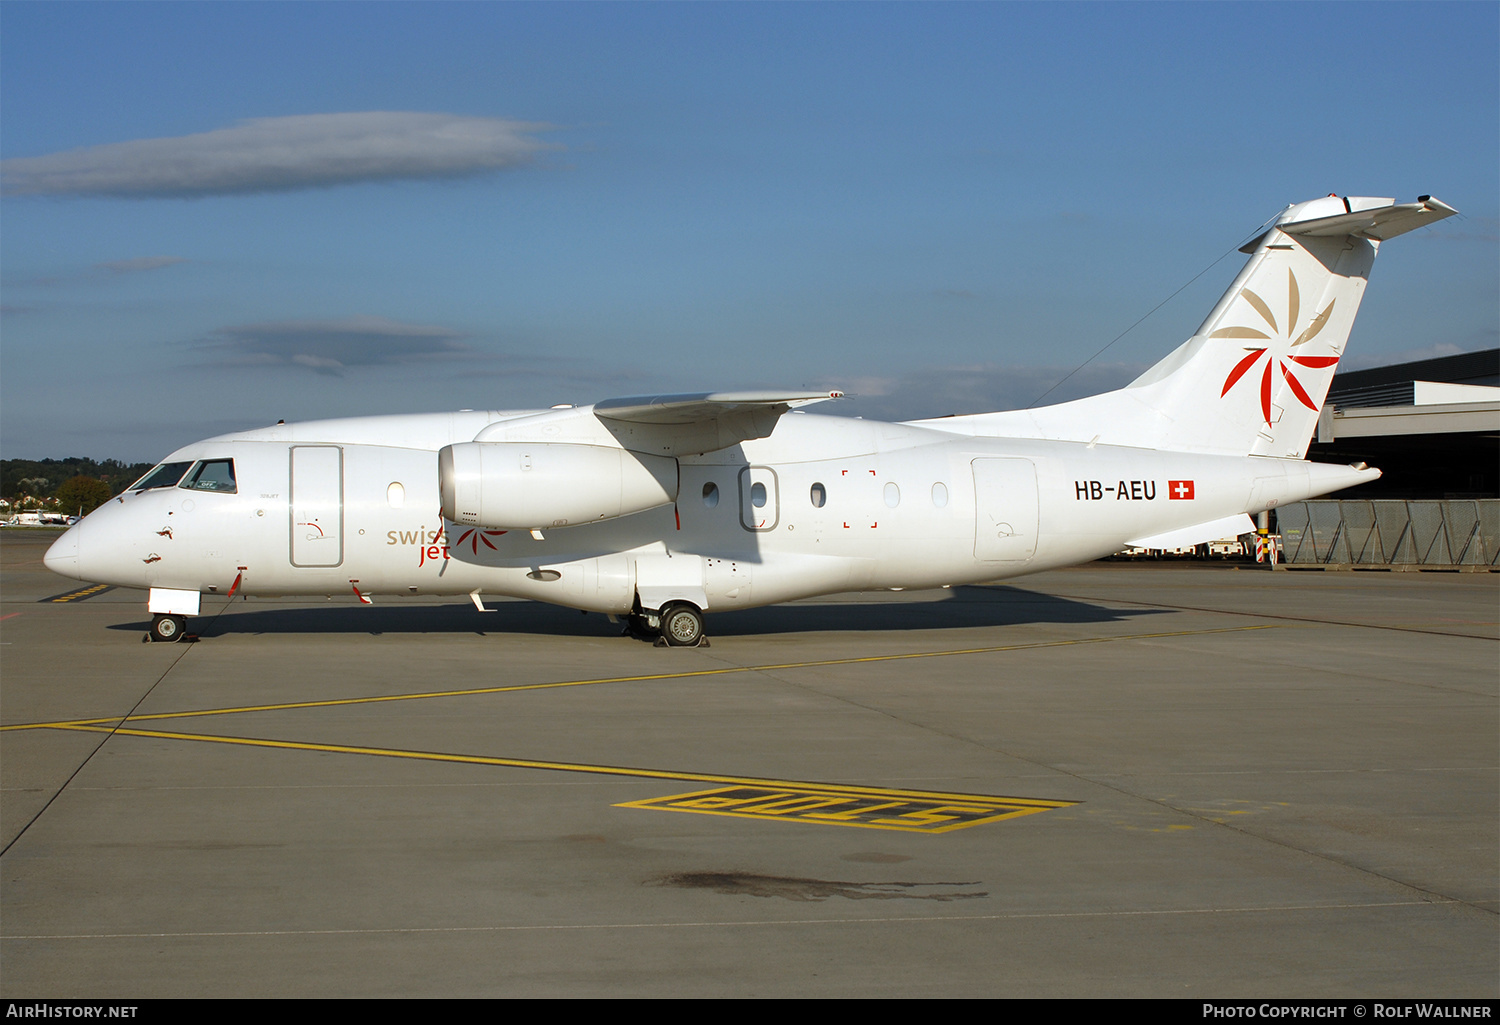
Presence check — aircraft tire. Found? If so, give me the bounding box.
[149,614,187,643]
[661,603,704,647]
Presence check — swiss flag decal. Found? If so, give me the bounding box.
[1168,480,1195,500]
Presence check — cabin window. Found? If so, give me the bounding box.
[387,482,405,508]
[810,482,826,508]
[738,466,779,532]
[131,461,193,491]
[931,482,948,508]
[180,459,237,494]
[702,482,719,508]
[884,482,900,508]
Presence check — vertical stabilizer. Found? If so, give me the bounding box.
[1127,195,1455,457]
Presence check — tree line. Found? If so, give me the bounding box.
[2,458,156,515]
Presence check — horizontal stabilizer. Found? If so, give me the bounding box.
[596,390,842,456]
[1127,514,1255,551]
[1279,196,1457,241]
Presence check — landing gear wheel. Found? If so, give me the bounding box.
[660,603,705,647]
[624,613,657,639]
[150,614,186,643]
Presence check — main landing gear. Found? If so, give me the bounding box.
[149,613,187,643]
[624,602,708,647]
[660,603,705,647]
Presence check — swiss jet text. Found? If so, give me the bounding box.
[386,526,451,568]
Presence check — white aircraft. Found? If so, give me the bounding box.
[45,194,1456,645]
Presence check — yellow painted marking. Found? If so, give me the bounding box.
[52,723,1073,814]
[42,584,113,603]
[2,623,1282,732]
[617,785,1073,833]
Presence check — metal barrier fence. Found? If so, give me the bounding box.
[1277,500,1500,568]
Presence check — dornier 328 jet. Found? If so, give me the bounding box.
[45,194,1456,645]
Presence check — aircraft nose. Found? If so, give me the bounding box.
[44,523,82,579]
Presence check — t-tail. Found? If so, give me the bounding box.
[918,195,1457,457]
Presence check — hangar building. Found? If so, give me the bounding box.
[1279,349,1498,568]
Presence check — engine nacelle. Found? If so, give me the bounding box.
[439,442,678,530]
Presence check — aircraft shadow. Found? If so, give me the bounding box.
[105,586,1165,639]
[706,586,1165,637]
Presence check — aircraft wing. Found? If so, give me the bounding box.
[595,390,842,456]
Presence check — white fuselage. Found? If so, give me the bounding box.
[46,193,1455,630]
[46,408,1370,615]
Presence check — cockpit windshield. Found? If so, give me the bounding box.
[130,461,193,491]
[179,459,237,494]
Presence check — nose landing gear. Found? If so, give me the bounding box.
[146,588,201,643]
[149,613,187,643]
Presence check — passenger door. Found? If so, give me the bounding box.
[289,446,344,567]
[972,458,1038,561]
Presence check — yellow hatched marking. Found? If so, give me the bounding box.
[43,584,112,603]
[52,723,1073,815]
[2,624,1282,732]
[617,785,1073,833]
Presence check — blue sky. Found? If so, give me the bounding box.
[3,1,1495,461]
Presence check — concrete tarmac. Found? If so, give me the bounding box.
[2,528,1495,997]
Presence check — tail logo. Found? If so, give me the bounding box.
[1212,269,1340,425]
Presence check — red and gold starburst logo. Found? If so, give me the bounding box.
[452,525,507,553]
[1212,269,1340,426]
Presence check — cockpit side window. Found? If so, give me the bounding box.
[180,459,238,494]
[130,461,194,491]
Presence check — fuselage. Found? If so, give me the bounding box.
[43,408,1371,615]
[44,193,1456,638]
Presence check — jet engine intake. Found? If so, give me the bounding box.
[439,442,678,529]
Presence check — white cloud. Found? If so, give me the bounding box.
[2,112,555,198]
[201,315,470,375]
[96,256,186,273]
